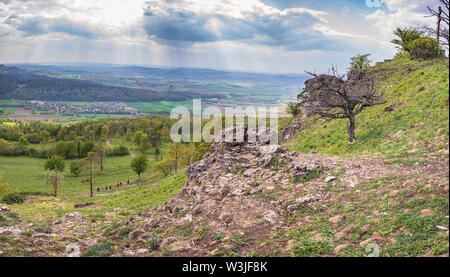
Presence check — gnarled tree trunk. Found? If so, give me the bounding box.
[348,116,356,143]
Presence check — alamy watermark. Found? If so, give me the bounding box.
[365,243,380,257]
[366,0,383,8]
[170,99,279,145]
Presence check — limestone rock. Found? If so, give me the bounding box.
[61,212,85,223]
[264,211,279,224]
[243,168,258,177]
[0,225,25,236]
[259,145,285,155]
[0,206,11,213]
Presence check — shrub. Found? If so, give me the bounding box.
[33,226,52,233]
[83,241,115,257]
[16,191,52,197]
[1,193,26,204]
[6,211,18,218]
[21,232,32,237]
[212,231,225,241]
[0,214,9,227]
[408,38,440,60]
[148,233,161,251]
[107,145,129,156]
[118,227,133,237]
[70,160,83,176]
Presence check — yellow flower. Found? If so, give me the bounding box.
[144,240,147,243]
[114,245,118,249]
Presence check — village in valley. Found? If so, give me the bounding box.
[29,101,139,115]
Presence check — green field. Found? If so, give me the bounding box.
[125,101,193,113]
[0,155,161,199]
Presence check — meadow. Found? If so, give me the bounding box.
[0,155,159,199]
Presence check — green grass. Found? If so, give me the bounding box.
[289,57,449,158]
[125,101,193,113]
[5,170,186,222]
[0,155,160,198]
[77,171,187,211]
[83,241,115,257]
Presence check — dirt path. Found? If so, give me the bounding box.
[73,172,158,199]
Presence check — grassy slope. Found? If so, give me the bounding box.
[0,155,140,198]
[277,57,449,257]
[1,57,448,257]
[287,57,449,159]
[9,171,186,222]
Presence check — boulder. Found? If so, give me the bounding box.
[61,212,85,223]
[0,206,11,213]
[286,195,320,214]
[258,155,273,168]
[243,168,258,177]
[259,145,285,155]
[292,163,321,180]
[264,211,279,224]
[281,123,303,141]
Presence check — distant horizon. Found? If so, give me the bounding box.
[4,61,310,76]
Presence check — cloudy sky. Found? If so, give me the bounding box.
[0,0,440,73]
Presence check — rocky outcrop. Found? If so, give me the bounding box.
[281,122,303,141]
[127,124,330,256]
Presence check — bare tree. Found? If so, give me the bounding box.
[93,139,106,172]
[82,151,101,197]
[420,0,449,49]
[300,69,385,143]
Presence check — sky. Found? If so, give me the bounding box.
[0,0,441,74]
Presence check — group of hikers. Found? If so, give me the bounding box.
[96,179,130,193]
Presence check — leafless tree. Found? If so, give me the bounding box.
[300,69,385,143]
[82,151,101,197]
[420,0,449,49]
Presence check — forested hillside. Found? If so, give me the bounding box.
[0,65,214,102]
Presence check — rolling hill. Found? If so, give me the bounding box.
[0,64,219,102]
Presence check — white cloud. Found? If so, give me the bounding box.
[365,1,435,41]
[0,0,440,73]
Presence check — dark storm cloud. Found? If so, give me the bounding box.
[143,10,220,42]
[4,15,99,38]
[142,6,337,51]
